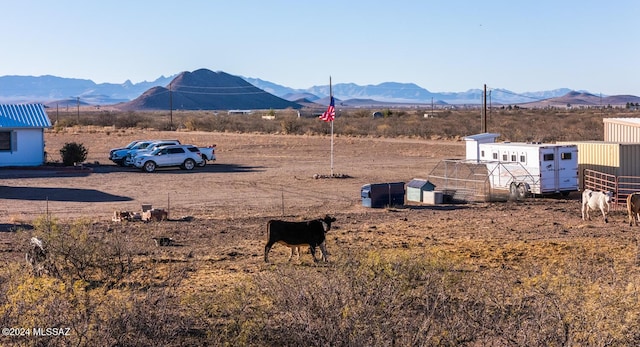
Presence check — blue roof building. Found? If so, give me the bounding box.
[0,104,52,166]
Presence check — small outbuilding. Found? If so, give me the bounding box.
[0,104,52,167]
[361,182,405,208]
[406,179,436,202]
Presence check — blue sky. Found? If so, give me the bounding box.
[2,1,638,95]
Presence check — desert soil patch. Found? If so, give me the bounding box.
[0,129,637,293]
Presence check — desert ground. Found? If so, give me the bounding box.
[0,129,462,221]
[1,129,473,274]
[1,128,639,345]
[1,128,636,278]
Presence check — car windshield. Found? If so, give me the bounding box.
[124,141,140,149]
[131,142,152,150]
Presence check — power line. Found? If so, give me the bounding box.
[173,85,262,90]
[146,88,270,96]
[175,89,270,96]
[486,87,548,101]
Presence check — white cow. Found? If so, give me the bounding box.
[582,189,613,223]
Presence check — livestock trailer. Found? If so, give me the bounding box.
[476,142,579,198]
[361,182,405,208]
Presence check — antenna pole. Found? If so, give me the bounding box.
[483,84,487,133]
[329,76,334,177]
[169,81,173,131]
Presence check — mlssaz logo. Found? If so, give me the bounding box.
[33,327,71,336]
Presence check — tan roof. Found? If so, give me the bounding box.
[603,118,640,127]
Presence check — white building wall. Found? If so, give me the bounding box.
[0,129,45,166]
[464,133,500,161]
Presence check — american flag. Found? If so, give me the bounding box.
[319,96,335,122]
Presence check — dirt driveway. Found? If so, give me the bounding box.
[0,130,466,222]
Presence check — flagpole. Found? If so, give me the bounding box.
[329,76,334,177]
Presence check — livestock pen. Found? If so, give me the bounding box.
[584,169,640,210]
[425,159,497,202]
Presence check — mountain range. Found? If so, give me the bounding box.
[0,69,638,109]
[0,74,174,105]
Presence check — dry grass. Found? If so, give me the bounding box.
[50,106,637,142]
[2,202,640,346]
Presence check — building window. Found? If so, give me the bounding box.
[561,152,572,160]
[480,150,485,158]
[0,131,11,151]
[543,153,554,161]
[502,154,508,161]
[520,155,526,163]
[492,153,498,160]
[511,154,517,162]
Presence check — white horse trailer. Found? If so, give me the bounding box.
[476,142,579,198]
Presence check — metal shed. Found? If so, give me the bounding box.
[361,182,405,208]
[603,118,640,142]
[406,179,436,202]
[556,141,640,190]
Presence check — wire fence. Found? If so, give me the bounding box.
[584,169,640,210]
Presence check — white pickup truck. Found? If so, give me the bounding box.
[195,144,216,166]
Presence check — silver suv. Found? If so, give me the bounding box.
[133,144,204,172]
[123,140,181,166]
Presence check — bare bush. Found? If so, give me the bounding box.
[25,217,134,287]
[2,217,640,346]
[53,106,635,141]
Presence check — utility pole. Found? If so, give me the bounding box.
[169,81,173,131]
[482,84,487,133]
[431,97,434,116]
[489,90,492,124]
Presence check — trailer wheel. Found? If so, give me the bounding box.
[509,182,519,199]
[517,183,529,199]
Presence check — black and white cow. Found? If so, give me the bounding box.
[264,215,336,263]
[582,189,613,223]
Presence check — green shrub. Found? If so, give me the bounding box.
[59,142,88,166]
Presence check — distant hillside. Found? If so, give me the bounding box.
[0,74,174,104]
[520,91,640,108]
[282,92,320,102]
[243,78,584,105]
[117,69,301,111]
